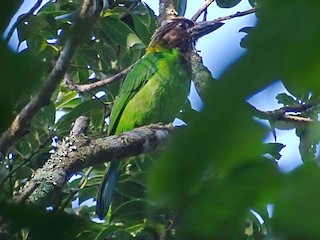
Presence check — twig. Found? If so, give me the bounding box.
[5,0,43,43]
[215,7,258,22]
[0,0,104,157]
[191,0,215,21]
[251,104,315,124]
[66,66,133,92]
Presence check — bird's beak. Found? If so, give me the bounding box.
[189,20,224,39]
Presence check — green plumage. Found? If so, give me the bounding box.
[110,49,191,134]
[96,17,224,219]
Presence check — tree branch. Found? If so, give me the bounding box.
[66,66,133,93]
[191,0,215,21]
[215,7,258,22]
[251,104,315,125]
[158,0,178,24]
[0,0,104,157]
[191,51,215,99]
[15,121,174,206]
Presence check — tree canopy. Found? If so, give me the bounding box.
[1,0,320,239]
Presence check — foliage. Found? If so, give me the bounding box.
[1,0,320,239]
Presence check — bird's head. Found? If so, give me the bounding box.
[147,17,224,54]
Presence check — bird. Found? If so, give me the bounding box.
[96,17,224,219]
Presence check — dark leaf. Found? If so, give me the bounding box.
[216,0,241,8]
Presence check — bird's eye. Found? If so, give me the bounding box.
[178,22,187,30]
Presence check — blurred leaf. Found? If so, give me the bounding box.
[244,0,320,97]
[0,201,88,240]
[0,43,43,133]
[273,162,320,238]
[0,0,21,33]
[178,160,280,239]
[216,0,241,8]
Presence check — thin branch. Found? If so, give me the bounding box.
[191,0,215,22]
[15,121,174,206]
[5,0,43,43]
[66,66,133,92]
[215,7,258,22]
[0,0,104,157]
[251,104,315,124]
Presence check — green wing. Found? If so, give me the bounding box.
[108,53,161,135]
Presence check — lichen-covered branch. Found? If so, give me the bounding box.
[0,0,104,157]
[16,122,174,206]
[191,52,216,99]
[158,0,178,24]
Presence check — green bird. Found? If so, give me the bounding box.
[96,17,224,219]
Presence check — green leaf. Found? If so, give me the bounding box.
[0,43,43,133]
[54,99,104,132]
[55,91,80,110]
[263,142,285,160]
[249,0,259,7]
[100,18,143,49]
[276,93,298,106]
[273,163,320,238]
[79,186,98,204]
[90,107,106,132]
[243,0,320,97]
[112,199,150,222]
[174,0,187,16]
[216,0,241,8]
[131,4,157,46]
[117,180,146,199]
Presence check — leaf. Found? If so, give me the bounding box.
[131,3,157,45]
[239,26,254,49]
[54,99,104,132]
[273,163,320,239]
[0,44,43,133]
[117,180,146,199]
[112,199,150,222]
[174,0,187,16]
[78,186,98,204]
[263,142,285,160]
[55,91,80,110]
[249,0,259,7]
[276,93,298,106]
[100,18,143,49]
[243,0,320,97]
[216,0,241,8]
